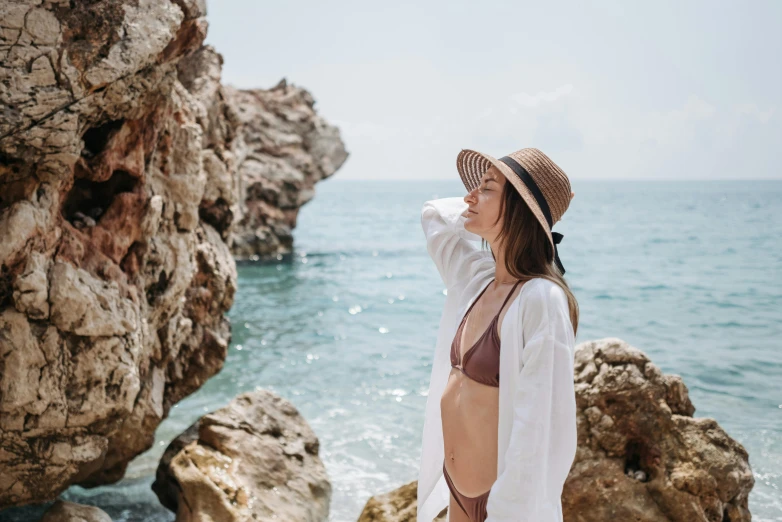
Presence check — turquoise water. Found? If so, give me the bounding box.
[5,179,781,521]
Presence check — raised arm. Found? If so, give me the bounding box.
[420,197,491,290]
[485,281,577,522]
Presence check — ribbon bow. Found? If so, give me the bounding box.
[552,232,566,275]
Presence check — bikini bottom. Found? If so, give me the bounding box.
[442,462,490,522]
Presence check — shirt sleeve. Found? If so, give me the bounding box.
[485,282,578,522]
[420,197,490,290]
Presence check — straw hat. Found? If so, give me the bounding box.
[456,147,572,274]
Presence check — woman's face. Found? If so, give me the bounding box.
[462,165,507,239]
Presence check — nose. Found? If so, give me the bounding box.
[464,187,478,204]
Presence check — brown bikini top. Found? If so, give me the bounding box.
[450,278,523,387]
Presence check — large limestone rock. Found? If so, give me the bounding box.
[226,80,349,261]
[0,0,236,508]
[1,0,345,512]
[38,499,112,522]
[152,389,331,522]
[566,337,753,521]
[357,338,754,522]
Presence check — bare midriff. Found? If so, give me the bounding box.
[440,369,499,497]
[439,278,525,499]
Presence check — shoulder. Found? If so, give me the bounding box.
[518,278,569,335]
[520,278,567,308]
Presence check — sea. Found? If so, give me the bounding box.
[4,179,781,521]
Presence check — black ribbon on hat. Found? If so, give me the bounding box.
[499,156,566,275]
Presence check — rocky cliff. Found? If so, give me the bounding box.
[0,0,345,508]
[227,81,348,260]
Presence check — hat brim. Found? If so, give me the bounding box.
[456,148,555,262]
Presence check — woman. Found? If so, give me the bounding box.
[417,147,579,522]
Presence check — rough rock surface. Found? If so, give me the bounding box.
[0,0,346,510]
[38,499,112,522]
[226,81,349,261]
[357,338,754,522]
[1,0,345,513]
[566,337,753,521]
[0,0,236,509]
[152,389,331,522]
[357,480,445,522]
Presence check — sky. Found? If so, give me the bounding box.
[203,0,781,180]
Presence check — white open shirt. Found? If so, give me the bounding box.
[417,197,578,522]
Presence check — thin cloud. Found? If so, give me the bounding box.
[735,102,775,123]
[509,84,575,108]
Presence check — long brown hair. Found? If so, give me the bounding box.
[480,181,579,336]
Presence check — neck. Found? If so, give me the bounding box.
[490,241,516,285]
